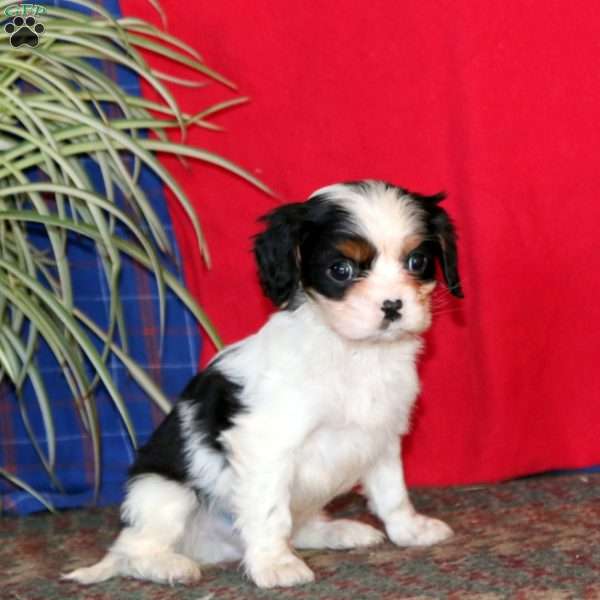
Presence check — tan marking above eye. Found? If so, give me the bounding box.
[336,238,377,264]
[401,235,425,259]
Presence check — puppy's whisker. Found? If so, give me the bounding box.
[430,307,462,317]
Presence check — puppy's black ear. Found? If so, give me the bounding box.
[253,203,307,306]
[413,192,464,298]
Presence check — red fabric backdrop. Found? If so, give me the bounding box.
[121,0,600,486]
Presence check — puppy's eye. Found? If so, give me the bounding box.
[328,260,355,282]
[407,252,428,274]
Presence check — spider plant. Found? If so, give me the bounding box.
[0,0,269,510]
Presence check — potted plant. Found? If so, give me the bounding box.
[0,0,267,511]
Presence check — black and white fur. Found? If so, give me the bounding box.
[64,180,463,589]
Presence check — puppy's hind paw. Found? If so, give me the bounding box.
[62,567,102,586]
[61,554,120,585]
[248,553,314,588]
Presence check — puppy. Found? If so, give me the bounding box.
[64,180,463,589]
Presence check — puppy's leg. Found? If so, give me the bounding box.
[362,439,453,547]
[63,474,201,585]
[293,512,384,549]
[228,429,314,588]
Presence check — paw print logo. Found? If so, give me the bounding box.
[4,15,45,48]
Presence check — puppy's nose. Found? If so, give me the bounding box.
[381,298,403,321]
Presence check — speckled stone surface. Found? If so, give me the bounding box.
[2,474,600,599]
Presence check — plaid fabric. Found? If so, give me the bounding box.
[0,0,202,514]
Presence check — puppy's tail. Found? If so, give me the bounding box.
[62,553,122,585]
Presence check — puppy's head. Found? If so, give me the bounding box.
[254,180,463,342]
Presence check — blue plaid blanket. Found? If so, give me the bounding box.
[0,0,202,514]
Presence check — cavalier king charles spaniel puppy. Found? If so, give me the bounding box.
[64,180,463,589]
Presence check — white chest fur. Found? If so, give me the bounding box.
[289,341,420,514]
[219,303,422,518]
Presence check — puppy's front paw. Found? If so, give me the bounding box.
[387,513,453,547]
[248,553,314,588]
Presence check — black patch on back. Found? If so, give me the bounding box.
[128,361,244,484]
[128,407,187,482]
[181,363,244,452]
